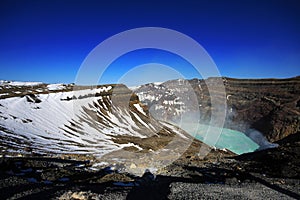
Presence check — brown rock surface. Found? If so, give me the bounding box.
[135,76,300,142]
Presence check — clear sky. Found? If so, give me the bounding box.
[0,0,300,84]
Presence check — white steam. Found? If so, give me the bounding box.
[245,129,279,150]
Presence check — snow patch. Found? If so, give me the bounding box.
[47,84,65,91]
[0,80,42,86]
[133,103,146,116]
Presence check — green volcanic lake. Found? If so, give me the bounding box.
[182,124,259,155]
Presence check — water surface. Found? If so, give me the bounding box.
[182,124,259,155]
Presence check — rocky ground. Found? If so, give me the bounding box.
[0,133,299,200]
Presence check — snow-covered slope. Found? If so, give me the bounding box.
[0,82,180,159]
[133,79,200,124]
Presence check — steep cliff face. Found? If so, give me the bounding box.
[223,77,300,142]
[134,76,300,142]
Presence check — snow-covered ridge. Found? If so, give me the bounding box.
[133,79,195,123]
[0,82,68,99]
[0,82,183,160]
[0,80,43,86]
[0,81,115,100]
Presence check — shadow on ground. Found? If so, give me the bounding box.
[0,157,299,199]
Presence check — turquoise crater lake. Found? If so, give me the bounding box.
[182,124,260,155]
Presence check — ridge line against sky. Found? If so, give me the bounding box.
[0,0,300,84]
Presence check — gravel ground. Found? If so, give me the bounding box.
[168,182,298,200]
[0,158,300,200]
[1,137,299,200]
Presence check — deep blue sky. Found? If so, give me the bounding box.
[0,0,300,84]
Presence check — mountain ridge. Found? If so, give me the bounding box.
[0,81,197,175]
